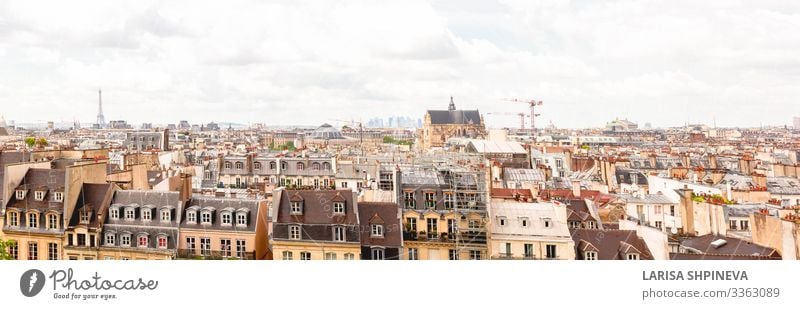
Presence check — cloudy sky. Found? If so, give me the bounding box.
[1,0,799,128]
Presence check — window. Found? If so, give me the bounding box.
[105,234,115,246]
[447,219,456,235]
[9,243,18,259]
[371,248,385,260]
[27,213,38,228]
[408,248,418,260]
[224,161,232,169]
[669,205,675,216]
[141,209,152,221]
[157,236,167,249]
[15,190,25,200]
[9,212,18,227]
[236,240,246,258]
[186,237,196,252]
[325,252,337,260]
[521,218,529,227]
[54,192,64,202]
[236,213,247,226]
[426,218,438,235]
[340,182,347,188]
[524,244,533,257]
[290,202,303,215]
[35,191,45,201]
[48,243,58,260]
[254,162,261,170]
[503,243,512,256]
[125,208,135,220]
[281,162,288,170]
[44,214,57,229]
[322,162,330,170]
[121,234,131,247]
[200,238,211,255]
[444,193,454,209]
[498,216,507,226]
[312,162,320,170]
[270,162,277,170]
[469,250,481,260]
[740,220,749,231]
[406,217,417,232]
[555,159,563,168]
[138,235,149,248]
[449,249,459,260]
[300,252,311,260]
[201,211,212,224]
[79,211,90,224]
[333,202,345,215]
[371,224,384,237]
[627,253,639,260]
[587,221,596,229]
[220,239,231,257]
[282,251,293,260]
[160,209,171,222]
[110,208,119,220]
[404,191,415,208]
[424,192,435,208]
[28,243,38,260]
[546,244,557,259]
[468,220,481,229]
[333,226,346,242]
[221,212,232,225]
[77,234,86,246]
[289,226,301,240]
[729,220,737,230]
[655,221,663,229]
[585,251,598,260]
[187,211,196,224]
[296,162,304,170]
[235,162,243,169]
[344,253,355,260]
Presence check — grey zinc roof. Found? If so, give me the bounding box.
[503,168,545,182]
[401,170,444,186]
[726,203,779,217]
[181,196,262,232]
[617,193,677,204]
[426,110,482,125]
[766,177,800,195]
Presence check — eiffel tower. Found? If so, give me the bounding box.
[96,89,106,128]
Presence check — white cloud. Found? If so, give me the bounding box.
[0,0,798,128]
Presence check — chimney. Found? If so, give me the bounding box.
[571,180,581,198]
[179,173,192,202]
[678,185,695,235]
[751,173,767,188]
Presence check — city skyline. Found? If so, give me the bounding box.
[2,0,800,128]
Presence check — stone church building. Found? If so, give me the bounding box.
[419,97,486,150]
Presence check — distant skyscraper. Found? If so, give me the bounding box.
[96,89,106,128]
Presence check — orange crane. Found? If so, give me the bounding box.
[503,98,543,134]
[487,112,529,130]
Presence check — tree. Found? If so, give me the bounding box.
[36,137,48,147]
[0,238,16,260]
[24,137,36,148]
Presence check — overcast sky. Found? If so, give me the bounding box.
[1,0,799,128]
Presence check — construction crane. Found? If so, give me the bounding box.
[486,112,530,130]
[503,98,543,135]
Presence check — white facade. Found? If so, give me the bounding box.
[488,200,575,260]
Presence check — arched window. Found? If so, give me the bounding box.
[312,162,321,170]
[281,162,287,170]
[270,162,276,170]
[235,162,243,169]
[224,161,232,169]
[297,162,305,170]
[322,162,331,170]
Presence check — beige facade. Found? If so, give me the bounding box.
[272,240,361,260]
[402,210,487,260]
[487,201,575,260]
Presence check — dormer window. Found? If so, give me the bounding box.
[626,253,639,260]
[543,218,552,228]
[16,189,26,200]
[120,234,131,247]
[290,202,303,215]
[109,208,120,220]
[157,235,168,249]
[54,192,64,202]
[80,211,90,224]
[333,202,345,215]
[254,162,262,170]
[27,212,38,228]
[236,212,247,227]
[289,225,301,240]
[141,209,152,221]
[187,211,197,224]
[498,216,507,227]
[8,211,19,227]
[221,212,232,226]
[235,162,243,169]
[281,162,287,170]
[48,213,59,229]
[201,211,212,224]
[35,191,45,201]
[124,208,135,221]
[270,162,276,170]
[224,161,232,169]
[297,162,305,170]
[585,251,597,260]
[137,234,149,248]
[160,209,171,222]
[105,233,116,246]
[371,224,384,238]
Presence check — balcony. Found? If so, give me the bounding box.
[177,249,255,260]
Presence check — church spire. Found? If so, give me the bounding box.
[448,96,456,111]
